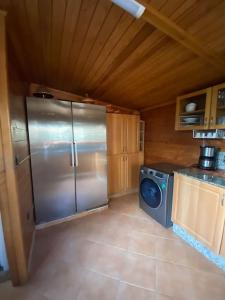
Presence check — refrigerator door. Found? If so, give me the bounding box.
[72,103,108,212]
[27,97,76,224]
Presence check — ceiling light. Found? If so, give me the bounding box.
[111,0,145,19]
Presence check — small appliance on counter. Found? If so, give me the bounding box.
[198,145,217,170]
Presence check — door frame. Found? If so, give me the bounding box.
[0,11,28,285]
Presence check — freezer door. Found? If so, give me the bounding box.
[27,97,76,224]
[72,103,108,212]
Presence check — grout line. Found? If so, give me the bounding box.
[119,280,156,293]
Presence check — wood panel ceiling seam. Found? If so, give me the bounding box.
[49,0,67,87]
[95,36,176,97]
[80,16,137,93]
[78,1,152,92]
[37,0,53,83]
[62,0,101,91]
[59,0,83,89]
[7,0,32,80]
[74,4,125,93]
[56,0,82,87]
[140,2,225,75]
[24,0,43,83]
[186,0,225,36]
[106,42,195,91]
[71,1,113,91]
[67,0,101,88]
[89,23,156,96]
[100,45,195,101]
[55,0,69,83]
[88,0,195,97]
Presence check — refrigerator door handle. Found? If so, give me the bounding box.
[74,141,78,167]
[71,143,75,167]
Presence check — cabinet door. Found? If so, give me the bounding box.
[195,182,225,253]
[172,174,198,234]
[127,153,140,190]
[107,114,124,155]
[210,83,225,129]
[172,174,225,253]
[125,115,139,153]
[175,88,212,131]
[107,155,124,195]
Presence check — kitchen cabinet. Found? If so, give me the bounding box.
[175,81,225,131]
[126,115,139,154]
[108,155,124,195]
[127,153,140,190]
[107,113,143,196]
[108,153,140,195]
[210,82,225,129]
[172,173,225,254]
[107,113,139,155]
[175,88,212,131]
[107,114,124,155]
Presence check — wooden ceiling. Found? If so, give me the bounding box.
[1,0,225,110]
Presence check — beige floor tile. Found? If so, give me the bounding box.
[0,281,49,300]
[131,216,155,235]
[156,260,197,300]
[84,242,126,279]
[121,252,156,290]
[40,265,85,300]
[117,282,155,300]
[156,260,225,300]
[128,231,156,257]
[76,270,119,300]
[193,270,225,300]
[155,294,173,300]
[153,223,177,240]
[155,237,223,275]
[1,192,224,300]
[109,196,140,216]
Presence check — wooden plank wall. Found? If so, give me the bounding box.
[8,62,34,266]
[141,104,225,166]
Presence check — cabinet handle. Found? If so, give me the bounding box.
[204,117,208,125]
[221,194,225,206]
[210,116,214,124]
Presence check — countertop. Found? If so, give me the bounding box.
[175,167,225,188]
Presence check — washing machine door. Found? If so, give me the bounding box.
[140,177,162,209]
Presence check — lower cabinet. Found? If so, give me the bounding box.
[108,153,140,196]
[172,173,225,255]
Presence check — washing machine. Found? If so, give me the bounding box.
[139,163,183,228]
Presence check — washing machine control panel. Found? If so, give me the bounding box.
[141,167,167,179]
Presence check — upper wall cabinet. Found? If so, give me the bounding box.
[107,114,139,155]
[175,88,212,131]
[107,114,124,155]
[175,81,225,131]
[210,82,225,129]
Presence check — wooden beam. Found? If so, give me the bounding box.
[139,1,225,75]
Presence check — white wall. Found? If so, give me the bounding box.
[0,213,9,271]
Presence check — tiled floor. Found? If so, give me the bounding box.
[1,193,225,299]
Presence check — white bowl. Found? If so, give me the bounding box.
[183,117,198,123]
[185,102,197,112]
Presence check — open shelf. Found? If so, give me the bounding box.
[180,109,205,116]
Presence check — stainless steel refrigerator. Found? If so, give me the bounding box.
[26,97,108,224]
